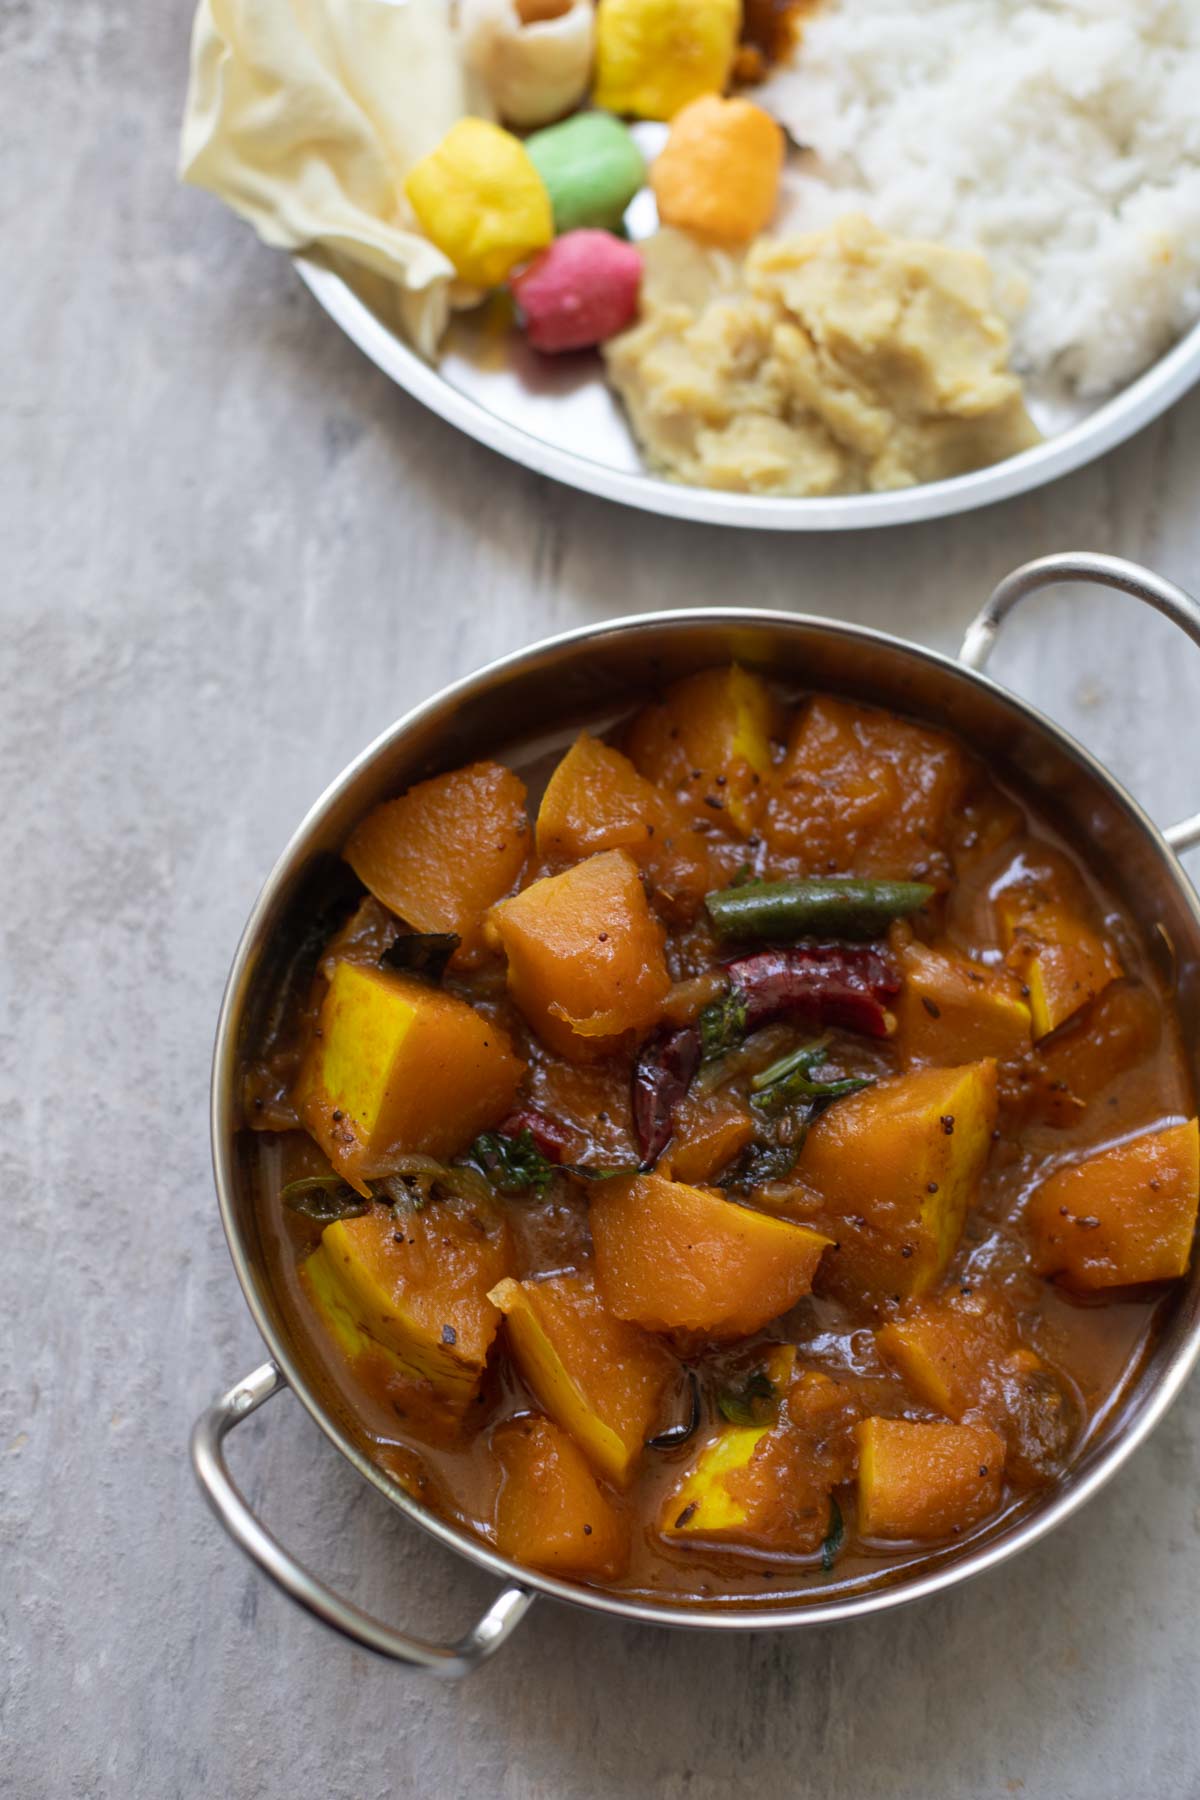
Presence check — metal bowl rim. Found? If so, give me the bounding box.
[210,603,1200,1631]
[296,255,1200,534]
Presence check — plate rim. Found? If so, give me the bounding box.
[296,253,1200,532]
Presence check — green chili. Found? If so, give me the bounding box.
[705,876,934,944]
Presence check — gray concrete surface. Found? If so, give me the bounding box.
[6,4,1200,1796]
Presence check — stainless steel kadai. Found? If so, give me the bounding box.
[194,553,1200,1674]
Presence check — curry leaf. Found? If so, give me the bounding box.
[564,1161,641,1183]
[282,1175,370,1223]
[751,1042,874,1117]
[646,1371,702,1450]
[469,1128,557,1195]
[380,931,462,981]
[822,1496,845,1574]
[717,1368,778,1428]
[719,1141,798,1193]
[698,989,748,1063]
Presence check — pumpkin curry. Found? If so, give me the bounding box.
[244,667,1198,1602]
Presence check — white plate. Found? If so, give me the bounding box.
[295,219,1200,533]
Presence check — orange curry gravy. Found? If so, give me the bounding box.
[243,671,1197,1607]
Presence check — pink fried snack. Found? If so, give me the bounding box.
[511,229,643,354]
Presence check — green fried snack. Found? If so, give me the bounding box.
[525,111,646,235]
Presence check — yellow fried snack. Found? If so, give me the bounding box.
[652,95,784,241]
[593,0,741,121]
[404,117,553,286]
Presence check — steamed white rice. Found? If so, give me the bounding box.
[759,0,1200,396]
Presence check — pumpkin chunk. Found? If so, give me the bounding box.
[662,1091,755,1186]
[794,1060,999,1302]
[624,664,775,837]
[317,1201,512,1415]
[894,940,1031,1067]
[489,1270,674,1485]
[344,761,530,961]
[1027,1118,1200,1288]
[295,962,523,1190]
[663,1416,781,1543]
[764,696,971,882]
[493,1415,629,1581]
[856,1418,1005,1540]
[535,732,711,917]
[995,888,1122,1040]
[536,732,658,861]
[662,1355,860,1554]
[1026,979,1162,1126]
[877,1290,1077,1483]
[303,1243,389,1366]
[302,1245,470,1440]
[590,1170,832,1337]
[661,1345,795,1544]
[485,849,671,1059]
[877,1295,1008,1421]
